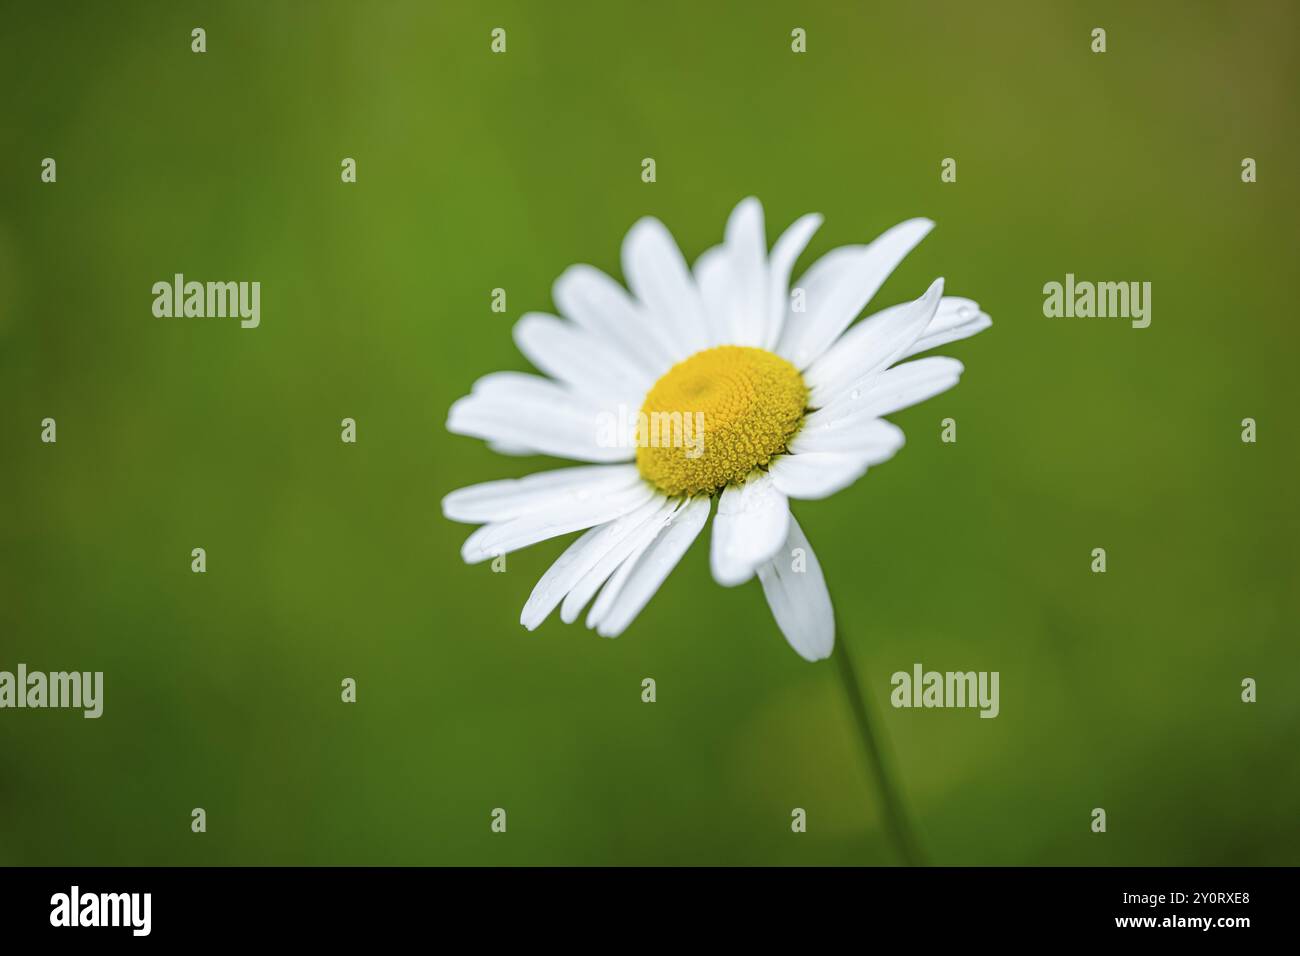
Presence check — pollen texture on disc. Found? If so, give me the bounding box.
[635,345,808,497]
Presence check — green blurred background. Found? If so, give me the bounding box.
[1,0,1297,866]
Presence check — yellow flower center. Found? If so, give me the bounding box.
[635,345,808,497]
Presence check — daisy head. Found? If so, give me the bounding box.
[442,198,990,661]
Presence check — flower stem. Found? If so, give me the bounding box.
[834,629,926,866]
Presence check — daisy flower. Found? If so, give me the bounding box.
[442,198,990,662]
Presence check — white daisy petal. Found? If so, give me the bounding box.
[776,244,864,363]
[560,498,679,624]
[513,312,653,405]
[900,297,991,359]
[447,371,630,463]
[804,278,945,405]
[757,516,834,662]
[622,217,710,359]
[777,217,934,369]
[460,482,656,564]
[552,263,674,374]
[808,295,985,401]
[693,243,741,347]
[486,440,536,456]
[812,357,963,425]
[722,197,768,346]
[583,519,666,630]
[710,472,790,586]
[442,464,642,524]
[763,212,823,350]
[788,416,906,457]
[593,495,712,638]
[768,441,902,500]
[521,496,668,630]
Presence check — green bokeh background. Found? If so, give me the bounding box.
[2,0,1297,866]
